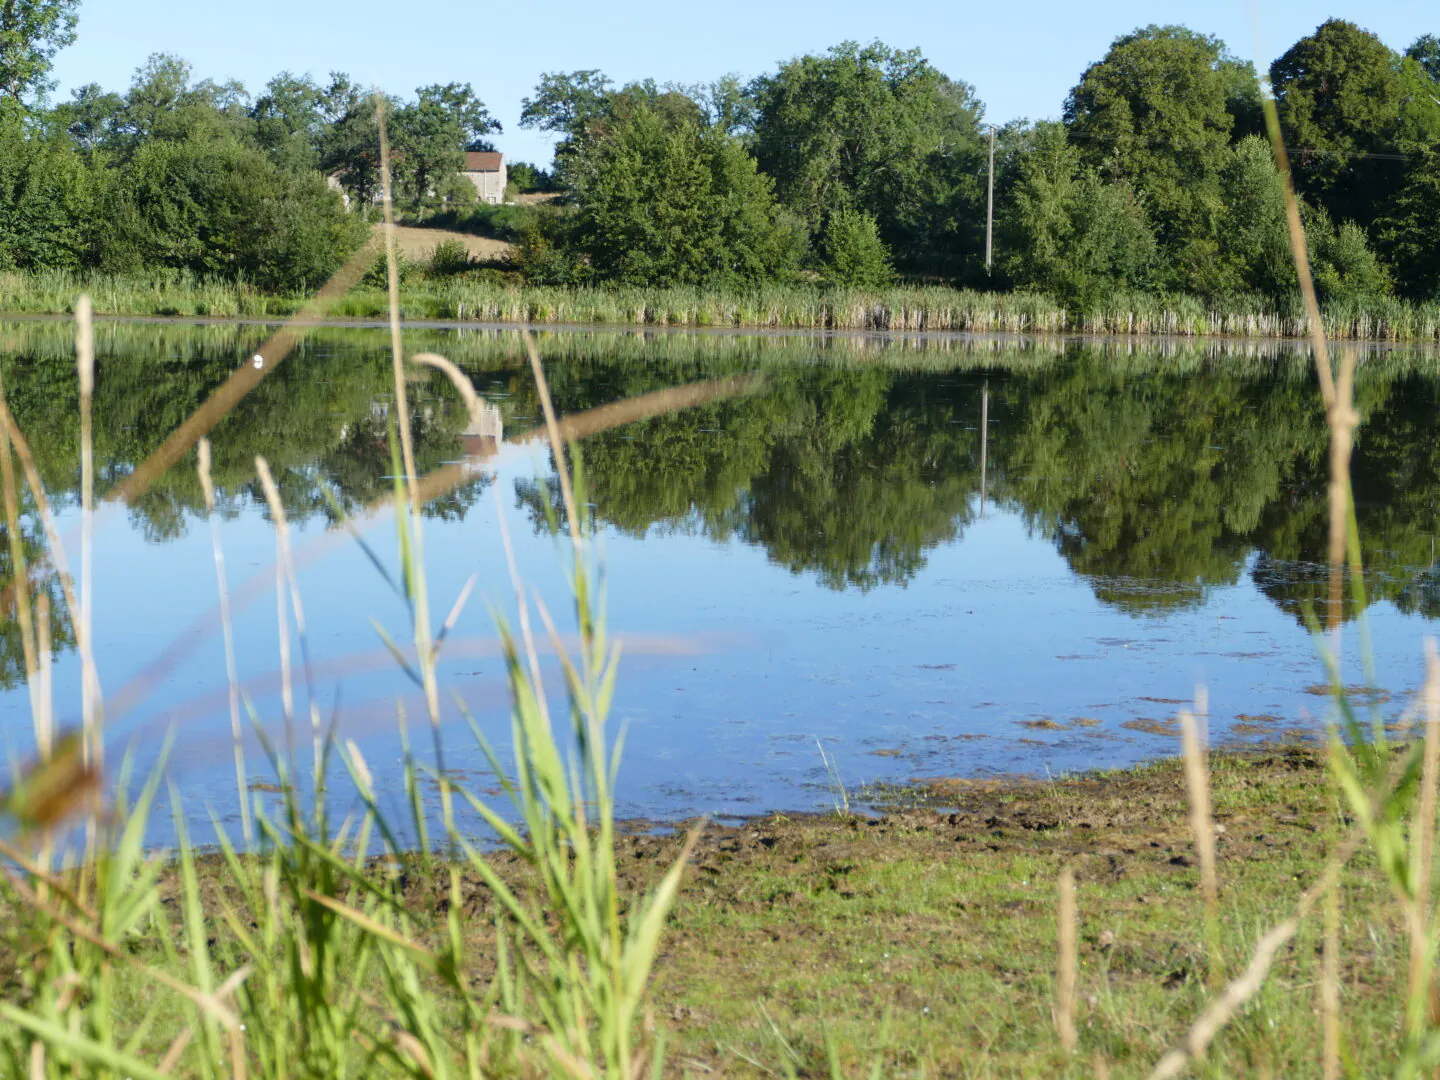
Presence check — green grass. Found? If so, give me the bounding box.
[5,748,1421,1077]
[4,269,1440,340]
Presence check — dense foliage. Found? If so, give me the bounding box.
[1,6,1439,303]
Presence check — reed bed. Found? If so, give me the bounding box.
[5,269,1440,341]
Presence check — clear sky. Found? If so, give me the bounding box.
[47,0,1436,166]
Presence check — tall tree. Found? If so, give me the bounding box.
[1064,26,1248,288]
[1375,145,1440,299]
[1410,34,1440,81]
[251,72,328,172]
[111,53,251,151]
[1269,19,1408,225]
[0,0,78,104]
[749,41,985,277]
[563,98,802,285]
[998,122,1158,303]
[392,82,501,205]
[519,69,614,180]
[54,81,123,152]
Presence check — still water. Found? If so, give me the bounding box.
[1,319,1438,839]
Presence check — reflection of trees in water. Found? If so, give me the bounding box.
[6,323,1440,694]
[999,355,1331,612]
[520,366,981,589]
[523,342,1440,619]
[0,336,489,543]
[0,326,491,680]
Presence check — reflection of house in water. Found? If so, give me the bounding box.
[462,399,504,464]
[363,395,503,474]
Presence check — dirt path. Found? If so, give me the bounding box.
[372,224,514,263]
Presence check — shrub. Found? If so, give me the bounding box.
[100,135,367,292]
[427,237,472,275]
[821,207,895,287]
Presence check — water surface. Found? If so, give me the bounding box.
[1,320,1438,839]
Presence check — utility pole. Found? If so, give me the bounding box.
[979,379,989,516]
[985,125,995,274]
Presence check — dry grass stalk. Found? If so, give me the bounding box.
[1146,837,1360,1080]
[101,373,761,729]
[255,456,325,774]
[199,438,250,843]
[1409,639,1440,1015]
[0,383,94,695]
[1322,873,1340,1080]
[35,592,52,765]
[1258,85,1333,404]
[1056,867,1078,1054]
[1179,706,1221,984]
[76,296,98,768]
[373,94,419,503]
[1325,349,1358,646]
[1259,79,1356,647]
[411,353,483,427]
[0,417,40,742]
[523,329,583,554]
[76,294,101,871]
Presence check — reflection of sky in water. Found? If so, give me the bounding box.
[28,451,1435,844]
[1,323,1438,843]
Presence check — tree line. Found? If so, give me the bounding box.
[0,2,1438,305]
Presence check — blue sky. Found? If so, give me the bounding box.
[48,0,1435,166]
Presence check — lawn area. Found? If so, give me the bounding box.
[25,748,1400,1078]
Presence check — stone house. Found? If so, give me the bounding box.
[462,151,507,204]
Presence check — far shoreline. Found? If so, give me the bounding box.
[3,309,1439,354]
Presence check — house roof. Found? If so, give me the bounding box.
[464,151,504,172]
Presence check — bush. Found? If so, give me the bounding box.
[427,238,472,275]
[568,101,804,285]
[100,135,367,292]
[358,248,418,289]
[822,207,894,287]
[508,159,556,193]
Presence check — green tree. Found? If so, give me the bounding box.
[519,69,614,137]
[101,135,365,290]
[566,98,802,284]
[507,160,554,193]
[998,122,1157,303]
[1410,35,1440,80]
[392,82,500,206]
[320,78,390,208]
[519,69,614,181]
[1217,134,1294,297]
[110,53,252,152]
[54,82,123,151]
[0,99,102,269]
[1270,20,1408,225]
[749,41,985,276]
[1375,144,1440,299]
[1310,215,1391,301]
[0,0,78,103]
[251,71,330,172]
[1064,26,1248,289]
[821,207,893,287]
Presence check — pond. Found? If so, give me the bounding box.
[1,318,1438,842]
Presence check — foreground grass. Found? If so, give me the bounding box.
[12,748,1409,1078]
[4,269,1440,341]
